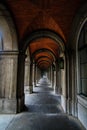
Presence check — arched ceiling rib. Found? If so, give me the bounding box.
[35,56,53,63]
[31,48,56,69]
[29,37,59,58]
[35,53,54,63]
[37,58,52,66]
[34,52,54,69]
[39,61,51,70]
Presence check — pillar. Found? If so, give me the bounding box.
[66,49,76,115]
[47,68,51,84]
[51,65,54,88]
[24,58,30,93]
[17,52,25,113]
[68,51,77,116]
[36,65,38,85]
[36,68,41,84]
[67,51,73,115]
[54,61,59,94]
[47,67,51,86]
[0,51,18,113]
[60,55,67,112]
[29,62,33,93]
[57,59,61,94]
[24,60,30,86]
[33,63,36,87]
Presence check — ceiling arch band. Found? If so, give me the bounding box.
[31,48,56,62]
[20,29,65,53]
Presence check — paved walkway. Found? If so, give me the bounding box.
[0,77,86,130]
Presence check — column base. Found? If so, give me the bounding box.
[54,86,58,94]
[17,95,25,113]
[29,86,33,94]
[66,98,72,115]
[33,82,36,88]
[0,98,17,114]
[61,95,67,113]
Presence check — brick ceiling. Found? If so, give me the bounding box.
[6,0,86,70]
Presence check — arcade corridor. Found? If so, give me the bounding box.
[0,77,85,130]
[0,1,87,130]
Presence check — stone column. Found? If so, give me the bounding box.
[54,70,56,93]
[29,62,33,93]
[0,51,18,113]
[49,67,51,85]
[66,49,75,115]
[56,61,60,93]
[67,51,73,115]
[24,59,30,93]
[67,51,77,116]
[33,63,36,87]
[58,65,61,94]
[60,55,67,112]
[50,65,54,89]
[47,68,51,84]
[24,60,30,86]
[36,68,41,84]
[71,53,77,116]
[50,65,52,87]
[52,70,54,89]
[17,52,26,113]
[36,65,38,85]
[54,61,59,94]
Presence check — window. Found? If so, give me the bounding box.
[79,22,87,97]
[79,48,87,96]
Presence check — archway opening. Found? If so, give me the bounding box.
[21,29,66,113]
[0,4,18,113]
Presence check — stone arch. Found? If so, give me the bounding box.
[67,2,87,129]
[0,4,18,51]
[35,56,54,64]
[17,28,66,113]
[20,29,65,53]
[0,4,18,113]
[32,48,56,62]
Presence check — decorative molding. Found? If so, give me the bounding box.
[0,50,19,55]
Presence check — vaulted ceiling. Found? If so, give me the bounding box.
[5,0,86,70]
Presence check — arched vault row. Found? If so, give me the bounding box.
[31,48,56,61]
[17,29,66,112]
[31,48,56,69]
[19,29,65,70]
[20,30,65,53]
[35,56,54,64]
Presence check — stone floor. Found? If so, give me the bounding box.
[0,77,86,130]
